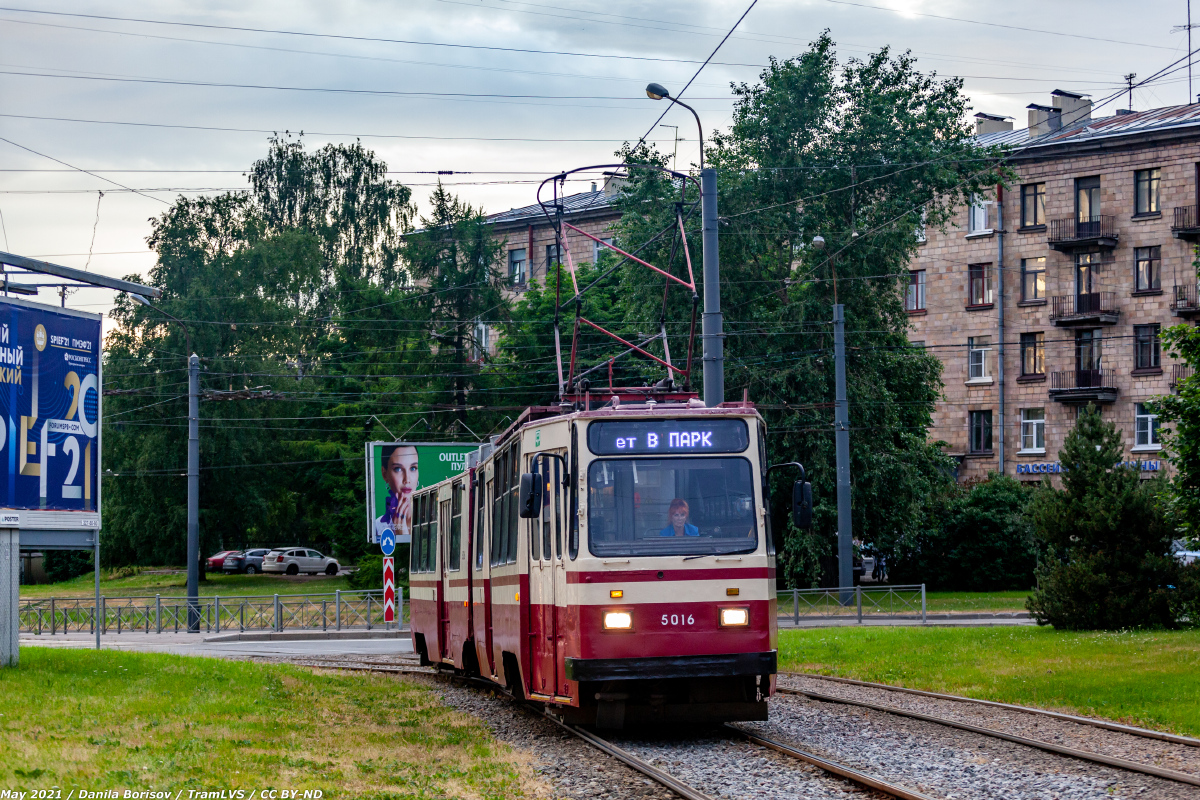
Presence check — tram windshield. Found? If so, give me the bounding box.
[587,457,757,557]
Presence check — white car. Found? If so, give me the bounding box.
[262,548,340,576]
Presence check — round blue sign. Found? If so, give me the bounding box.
[380,528,396,557]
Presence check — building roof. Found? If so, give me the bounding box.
[976,102,1200,152]
[486,189,616,226]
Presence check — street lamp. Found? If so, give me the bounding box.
[645,82,723,406]
[645,83,705,170]
[130,293,201,632]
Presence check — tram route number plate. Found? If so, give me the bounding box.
[661,613,695,626]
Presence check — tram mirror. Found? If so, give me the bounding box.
[518,472,542,518]
[793,481,812,530]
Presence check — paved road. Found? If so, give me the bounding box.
[19,631,414,659]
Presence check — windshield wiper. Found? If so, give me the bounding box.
[682,554,708,561]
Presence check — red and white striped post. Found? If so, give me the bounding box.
[383,556,396,623]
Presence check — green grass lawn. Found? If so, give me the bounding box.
[923,590,1031,613]
[1,648,525,798]
[21,570,355,599]
[779,626,1200,736]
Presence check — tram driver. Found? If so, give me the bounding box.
[660,498,700,537]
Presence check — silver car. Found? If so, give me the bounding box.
[262,548,340,576]
[222,548,272,574]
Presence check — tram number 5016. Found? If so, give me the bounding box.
[661,613,695,626]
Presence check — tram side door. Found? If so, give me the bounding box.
[527,456,554,695]
[550,454,570,699]
[438,494,452,660]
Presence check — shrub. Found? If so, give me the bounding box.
[347,555,383,591]
[43,550,95,583]
[1027,404,1178,629]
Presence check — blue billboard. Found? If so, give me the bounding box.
[0,299,101,513]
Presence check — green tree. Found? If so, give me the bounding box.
[1026,405,1178,629]
[602,34,1006,586]
[1156,247,1200,543]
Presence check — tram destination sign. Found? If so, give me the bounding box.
[588,418,749,455]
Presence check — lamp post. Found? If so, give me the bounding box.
[811,236,853,599]
[131,294,201,632]
[646,82,723,406]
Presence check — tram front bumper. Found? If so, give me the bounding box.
[563,650,776,682]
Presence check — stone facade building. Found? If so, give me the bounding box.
[910,93,1200,483]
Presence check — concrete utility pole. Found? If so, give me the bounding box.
[701,167,724,407]
[833,304,853,598]
[187,353,200,632]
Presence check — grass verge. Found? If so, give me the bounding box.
[779,626,1200,736]
[21,570,354,599]
[1,648,525,799]
[923,590,1031,613]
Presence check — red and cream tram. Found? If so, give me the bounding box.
[408,398,811,728]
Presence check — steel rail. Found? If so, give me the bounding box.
[782,688,1200,788]
[726,725,940,800]
[784,672,1200,747]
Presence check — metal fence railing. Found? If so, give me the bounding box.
[777,584,927,625]
[19,590,408,635]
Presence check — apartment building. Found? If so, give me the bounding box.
[910,92,1200,483]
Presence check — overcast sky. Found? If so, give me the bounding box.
[0,0,1194,320]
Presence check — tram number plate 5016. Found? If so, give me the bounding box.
[661,613,695,626]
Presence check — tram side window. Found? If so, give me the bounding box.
[428,491,439,573]
[411,494,423,574]
[449,481,462,571]
[507,442,521,564]
[530,459,542,561]
[568,425,579,560]
[491,452,506,567]
[409,493,420,574]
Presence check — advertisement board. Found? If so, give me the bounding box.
[364,441,477,544]
[0,298,101,527]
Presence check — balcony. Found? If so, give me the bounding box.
[1049,369,1118,403]
[1047,215,1118,252]
[1172,284,1200,317]
[1172,206,1200,242]
[1049,292,1119,326]
[1172,363,1194,391]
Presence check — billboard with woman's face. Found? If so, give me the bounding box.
[365,441,477,543]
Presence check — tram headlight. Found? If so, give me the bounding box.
[720,607,749,627]
[603,611,633,630]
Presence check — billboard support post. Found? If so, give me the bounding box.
[187,353,200,632]
[1,528,16,666]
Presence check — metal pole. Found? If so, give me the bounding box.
[156,594,161,634]
[367,594,373,630]
[335,589,341,631]
[921,583,927,624]
[273,594,280,632]
[996,187,1006,475]
[856,586,862,624]
[50,597,55,635]
[793,588,799,626]
[701,167,723,407]
[187,352,200,632]
[833,304,853,601]
[94,538,100,649]
[214,596,220,634]
[0,529,15,666]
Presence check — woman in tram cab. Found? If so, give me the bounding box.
[659,498,700,537]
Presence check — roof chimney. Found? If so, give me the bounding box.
[1051,89,1092,126]
[974,112,1014,135]
[1027,104,1063,137]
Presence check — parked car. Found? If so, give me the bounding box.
[262,548,340,576]
[222,548,272,574]
[205,550,238,571]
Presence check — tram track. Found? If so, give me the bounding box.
[777,676,1200,789]
[289,657,942,799]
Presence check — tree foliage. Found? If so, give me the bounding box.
[1026,405,1181,629]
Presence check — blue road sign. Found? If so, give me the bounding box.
[380,528,396,557]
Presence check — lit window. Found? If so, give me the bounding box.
[1021,408,1045,452]
[1020,332,1045,376]
[1136,403,1160,447]
[1021,257,1046,301]
[1135,246,1161,292]
[968,264,993,306]
[1021,183,1046,227]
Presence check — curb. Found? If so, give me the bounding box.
[204,629,410,642]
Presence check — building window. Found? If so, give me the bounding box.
[470,319,490,362]
[968,336,991,380]
[1134,324,1161,370]
[969,410,993,453]
[1135,403,1160,447]
[1134,246,1161,292]
[1020,332,1045,376]
[968,263,993,306]
[507,248,526,286]
[1021,183,1046,227]
[1021,408,1045,452]
[916,207,927,243]
[1135,168,1161,215]
[545,243,561,270]
[906,270,926,311]
[1021,257,1046,301]
[968,194,990,232]
[1076,328,1102,372]
[593,237,614,263]
[1076,176,1101,222]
